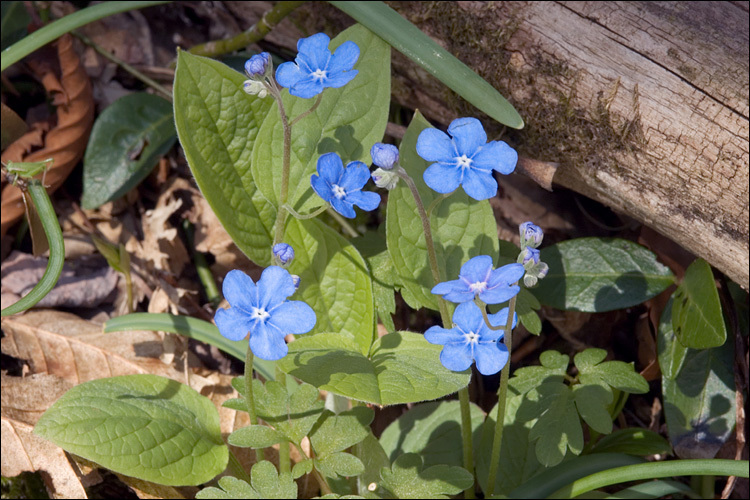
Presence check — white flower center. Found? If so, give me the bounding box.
[251,307,270,322]
[464,331,479,344]
[312,69,327,80]
[332,184,347,199]
[469,281,487,293]
[456,154,473,170]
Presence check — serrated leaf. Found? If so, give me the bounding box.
[380,453,473,499]
[572,383,613,434]
[197,461,297,499]
[532,238,674,312]
[228,425,285,449]
[310,407,374,457]
[590,428,671,456]
[523,380,583,467]
[379,400,484,467]
[659,298,736,459]
[576,349,649,395]
[34,374,227,486]
[671,258,727,348]
[82,93,176,209]
[253,380,325,445]
[173,50,276,265]
[509,350,569,396]
[278,331,470,405]
[285,217,375,354]
[386,111,499,310]
[251,24,390,214]
[316,452,365,479]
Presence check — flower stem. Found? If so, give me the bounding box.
[325,207,359,237]
[475,298,507,331]
[292,442,332,495]
[270,81,292,248]
[244,346,265,462]
[396,168,473,498]
[290,94,323,126]
[283,203,330,220]
[484,291,518,497]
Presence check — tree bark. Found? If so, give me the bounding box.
[226,1,750,289]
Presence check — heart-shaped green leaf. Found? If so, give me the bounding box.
[671,258,727,348]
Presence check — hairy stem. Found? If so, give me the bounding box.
[244,346,265,462]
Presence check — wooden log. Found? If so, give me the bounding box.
[225,1,750,289]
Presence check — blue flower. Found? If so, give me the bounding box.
[272,243,295,265]
[519,221,543,248]
[519,246,540,266]
[275,33,359,99]
[245,52,270,78]
[416,117,517,200]
[431,255,524,304]
[311,152,381,218]
[370,143,399,170]
[214,268,316,361]
[424,302,516,375]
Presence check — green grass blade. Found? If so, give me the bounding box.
[1,1,170,72]
[104,313,276,380]
[1,180,65,316]
[328,1,524,129]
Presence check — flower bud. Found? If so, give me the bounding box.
[371,168,399,190]
[519,246,540,267]
[272,243,295,265]
[519,221,544,248]
[243,79,268,98]
[370,143,399,170]
[244,52,271,78]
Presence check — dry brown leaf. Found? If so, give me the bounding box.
[141,194,188,275]
[191,196,254,277]
[1,33,94,236]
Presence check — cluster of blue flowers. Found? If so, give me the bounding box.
[220,32,545,376]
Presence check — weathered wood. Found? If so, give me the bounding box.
[226,1,750,289]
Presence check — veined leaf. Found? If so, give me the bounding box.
[671,258,727,348]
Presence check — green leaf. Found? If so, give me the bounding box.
[475,394,544,494]
[572,383,614,434]
[352,230,397,332]
[310,407,374,456]
[253,380,325,445]
[1,1,30,51]
[228,425,285,449]
[387,111,499,310]
[602,480,700,500]
[315,452,365,479]
[278,331,470,405]
[82,93,176,209]
[516,287,542,334]
[34,374,227,486]
[509,350,569,396]
[292,459,313,480]
[379,453,473,499]
[197,461,297,499]
[328,1,524,129]
[173,50,276,266]
[532,238,674,312]
[251,24,390,214]
[659,298,736,459]
[575,348,649,394]
[354,433,391,497]
[671,258,727,348]
[285,218,375,354]
[590,429,671,456]
[379,400,485,467]
[657,298,687,379]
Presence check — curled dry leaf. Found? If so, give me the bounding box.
[1,33,94,236]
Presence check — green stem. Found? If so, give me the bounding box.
[72,30,172,100]
[458,387,476,499]
[283,203,329,220]
[244,346,265,462]
[290,94,323,126]
[325,207,359,237]
[426,192,451,219]
[270,82,292,248]
[550,460,748,499]
[292,442,332,495]
[187,1,305,58]
[484,291,518,497]
[475,298,506,331]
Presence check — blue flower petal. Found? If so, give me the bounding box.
[448,117,486,157]
[472,140,518,175]
[441,289,476,303]
[424,325,463,345]
[459,255,493,285]
[480,285,520,305]
[323,69,358,89]
[487,263,525,290]
[327,41,360,73]
[478,308,511,342]
[268,300,316,335]
[423,162,462,194]
[311,174,334,202]
[288,77,326,99]
[461,167,497,200]
[257,266,295,309]
[275,61,305,89]
[431,279,461,296]
[474,342,508,375]
[222,269,258,311]
[452,301,484,331]
[215,307,252,341]
[416,128,455,162]
[249,321,288,360]
[296,33,331,71]
[317,153,344,184]
[346,190,381,212]
[339,161,370,192]
[330,197,356,218]
[439,343,474,372]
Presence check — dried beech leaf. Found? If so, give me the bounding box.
[1,33,94,235]
[0,372,72,425]
[1,417,87,498]
[141,194,188,275]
